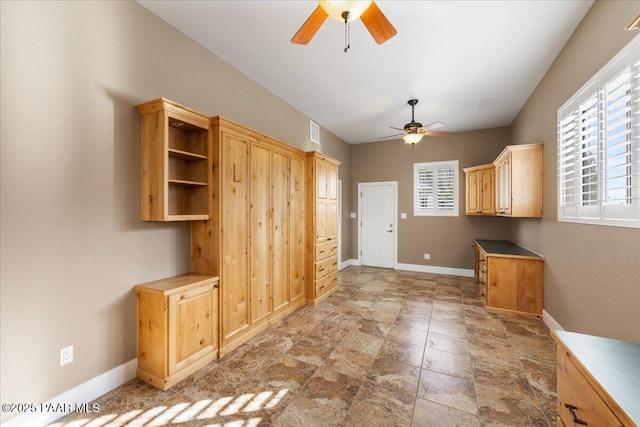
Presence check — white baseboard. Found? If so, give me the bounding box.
[1,359,137,427]
[395,263,475,278]
[339,259,360,270]
[542,309,564,331]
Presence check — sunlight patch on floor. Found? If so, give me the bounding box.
[49,388,289,426]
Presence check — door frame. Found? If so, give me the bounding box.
[357,181,398,269]
[338,179,342,269]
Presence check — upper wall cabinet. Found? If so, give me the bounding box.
[464,143,542,218]
[494,143,542,218]
[136,98,210,221]
[463,163,495,215]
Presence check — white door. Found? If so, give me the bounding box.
[359,182,396,268]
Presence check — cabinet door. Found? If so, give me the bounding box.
[326,203,338,241]
[480,169,494,214]
[272,150,290,312]
[221,132,250,341]
[328,165,338,201]
[466,171,479,214]
[316,160,328,201]
[168,283,215,375]
[290,156,305,302]
[316,202,328,242]
[250,142,272,324]
[503,155,512,215]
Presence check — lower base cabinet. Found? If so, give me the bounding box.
[135,274,219,390]
[551,330,637,427]
[474,240,543,318]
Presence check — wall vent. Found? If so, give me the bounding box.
[310,120,320,144]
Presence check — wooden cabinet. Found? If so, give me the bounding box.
[136,98,210,221]
[191,117,306,356]
[289,156,306,303]
[135,274,218,390]
[551,330,638,427]
[463,164,495,215]
[494,143,542,217]
[473,240,543,318]
[306,152,340,305]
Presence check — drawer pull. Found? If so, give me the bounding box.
[564,404,587,426]
[319,268,325,272]
[319,250,325,253]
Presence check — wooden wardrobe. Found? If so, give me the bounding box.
[191,117,307,355]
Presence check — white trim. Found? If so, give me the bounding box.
[357,181,398,269]
[542,309,564,332]
[339,259,361,270]
[338,179,342,268]
[395,263,474,278]
[1,359,137,427]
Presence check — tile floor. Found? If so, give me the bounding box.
[53,266,558,427]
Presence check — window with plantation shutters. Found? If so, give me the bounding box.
[557,35,640,228]
[414,160,459,216]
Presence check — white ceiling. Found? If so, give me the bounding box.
[137,0,594,144]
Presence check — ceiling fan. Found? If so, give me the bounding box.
[291,1,397,50]
[380,99,448,145]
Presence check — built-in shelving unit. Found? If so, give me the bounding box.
[136,98,210,221]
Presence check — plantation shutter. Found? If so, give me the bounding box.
[557,35,640,228]
[414,161,459,216]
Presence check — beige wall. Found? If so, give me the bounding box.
[510,0,639,341]
[0,1,350,417]
[349,128,512,267]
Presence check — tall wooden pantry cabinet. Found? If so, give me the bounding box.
[191,117,307,356]
[305,152,341,305]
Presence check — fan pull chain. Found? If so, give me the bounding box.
[342,11,351,52]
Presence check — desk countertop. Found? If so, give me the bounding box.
[551,330,640,426]
[474,239,543,259]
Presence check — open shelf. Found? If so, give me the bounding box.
[168,148,208,161]
[136,98,211,221]
[169,179,207,186]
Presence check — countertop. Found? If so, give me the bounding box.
[551,329,640,426]
[474,239,543,259]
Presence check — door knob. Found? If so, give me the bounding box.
[387,230,393,233]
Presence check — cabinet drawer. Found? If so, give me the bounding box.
[315,240,338,261]
[315,272,338,296]
[557,349,623,427]
[315,255,338,279]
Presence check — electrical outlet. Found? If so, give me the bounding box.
[350,212,356,218]
[400,213,407,219]
[60,345,73,366]
[424,253,431,260]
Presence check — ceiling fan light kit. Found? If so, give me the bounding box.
[403,133,424,145]
[319,0,371,22]
[291,0,396,50]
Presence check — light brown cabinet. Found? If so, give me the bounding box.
[474,240,543,318]
[135,274,219,390]
[494,143,543,217]
[463,164,495,215]
[191,117,306,356]
[306,152,340,305]
[551,330,637,427]
[136,98,210,221]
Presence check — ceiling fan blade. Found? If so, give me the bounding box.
[390,126,405,131]
[420,130,449,137]
[291,6,328,45]
[360,2,397,45]
[424,121,446,130]
[378,133,404,139]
